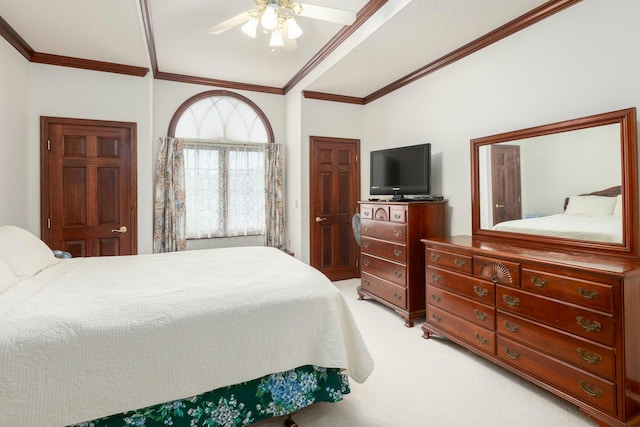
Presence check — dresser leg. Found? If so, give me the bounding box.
[284,414,297,427]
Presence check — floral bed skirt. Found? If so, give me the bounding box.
[69,365,350,427]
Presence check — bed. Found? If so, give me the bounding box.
[0,226,374,427]
[492,187,622,243]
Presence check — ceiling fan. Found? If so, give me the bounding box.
[207,0,357,48]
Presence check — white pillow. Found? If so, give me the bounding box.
[565,195,617,216]
[0,258,18,293]
[0,226,59,280]
[613,194,623,217]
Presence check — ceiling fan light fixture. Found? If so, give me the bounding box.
[269,30,284,47]
[261,5,278,30]
[287,17,303,39]
[290,2,303,15]
[241,17,259,38]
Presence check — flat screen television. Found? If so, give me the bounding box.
[370,143,431,200]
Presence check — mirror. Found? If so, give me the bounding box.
[471,108,638,257]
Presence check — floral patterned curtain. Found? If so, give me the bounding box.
[153,137,186,253]
[265,143,284,248]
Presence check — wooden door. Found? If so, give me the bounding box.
[41,117,137,257]
[491,145,521,225]
[309,136,360,281]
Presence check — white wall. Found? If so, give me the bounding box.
[27,64,154,252]
[0,40,30,227]
[362,0,640,238]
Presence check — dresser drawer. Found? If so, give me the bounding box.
[427,286,494,329]
[426,248,473,274]
[474,256,520,287]
[389,206,407,223]
[427,266,494,303]
[428,305,496,355]
[521,268,614,313]
[496,286,614,346]
[497,312,615,380]
[361,272,407,309]
[361,237,407,263]
[498,336,616,414]
[360,205,374,220]
[362,254,407,287]
[361,219,407,243]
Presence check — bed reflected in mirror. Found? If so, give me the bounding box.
[471,108,638,256]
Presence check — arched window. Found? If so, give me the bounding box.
[168,91,275,240]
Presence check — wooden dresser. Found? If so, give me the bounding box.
[357,200,446,327]
[423,236,640,427]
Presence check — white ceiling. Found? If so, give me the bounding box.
[0,0,553,99]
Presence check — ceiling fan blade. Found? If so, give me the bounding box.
[207,11,252,35]
[297,3,356,26]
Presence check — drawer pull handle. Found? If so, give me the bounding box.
[363,225,370,231]
[474,310,489,321]
[364,280,370,286]
[431,253,441,261]
[578,381,603,398]
[577,348,602,365]
[431,273,442,282]
[473,286,488,297]
[475,333,489,345]
[505,348,520,360]
[578,288,599,300]
[363,242,370,248]
[454,258,466,268]
[503,321,520,333]
[394,214,402,220]
[393,229,403,238]
[577,317,601,333]
[393,293,402,300]
[363,260,370,267]
[530,276,547,288]
[502,295,520,307]
[363,211,371,217]
[431,313,442,323]
[394,270,403,278]
[431,294,441,303]
[394,249,403,257]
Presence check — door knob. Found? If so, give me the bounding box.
[111,226,128,233]
[495,204,505,208]
[315,217,327,222]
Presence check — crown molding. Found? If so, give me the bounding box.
[363,0,582,104]
[302,91,364,105]
[0,0,581,101]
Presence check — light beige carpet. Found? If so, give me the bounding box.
[255,279,598,427]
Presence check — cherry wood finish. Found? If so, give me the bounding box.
[41,117,137,257]
[310,137,361,281]
[423,235,640,427]
[471,107,638,257]
[358,201,446,327]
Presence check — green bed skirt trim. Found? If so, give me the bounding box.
[70,365,350,427]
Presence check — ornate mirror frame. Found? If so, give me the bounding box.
[471,107,638,257]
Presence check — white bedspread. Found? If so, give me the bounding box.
[492,214,622,243]
[0,247,374,427]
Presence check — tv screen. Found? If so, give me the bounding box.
[370,143,431,199]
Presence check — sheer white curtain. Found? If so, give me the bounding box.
[184,141,265,239]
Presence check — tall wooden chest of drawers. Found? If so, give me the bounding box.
[423,236,640,427]
[357,200,446,327]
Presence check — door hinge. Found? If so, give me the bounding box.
[47,218,51,229]
[47,139,51,151]
[355,258,359,267]
[356,154,358,162]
